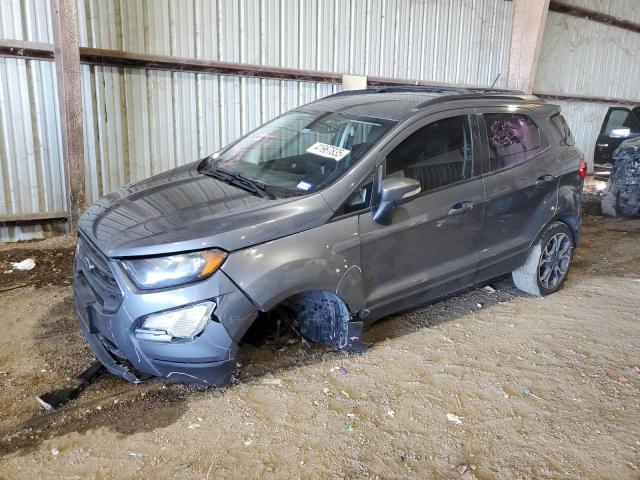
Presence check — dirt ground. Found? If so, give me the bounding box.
[0,198,638,479]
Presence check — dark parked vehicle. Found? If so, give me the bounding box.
[594,106,640,181]
[601,136,640,217]
[73,87,586,387]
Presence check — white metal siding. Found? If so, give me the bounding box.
[0,0,53,42]
[77,0,514,88]
[536,12,640,101]
[0,57,66,241]
[0,0,516,240]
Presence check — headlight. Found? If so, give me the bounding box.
[136,301,216,342]
[122,250,227,289]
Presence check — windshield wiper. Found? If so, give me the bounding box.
[201,165,274,199]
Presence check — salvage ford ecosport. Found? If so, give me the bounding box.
[73,87,585,386]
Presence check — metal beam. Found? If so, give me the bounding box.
[507,0,551,93]
[50,0,85,232]
[549,0,640,34]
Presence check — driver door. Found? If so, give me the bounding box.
[358,110,484,317]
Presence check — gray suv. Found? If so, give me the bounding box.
[73,87,586,386]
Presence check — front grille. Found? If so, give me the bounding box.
[76,236,123,313]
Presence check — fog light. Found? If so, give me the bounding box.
[136,301,216,342]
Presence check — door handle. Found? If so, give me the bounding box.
[535,174,555,187]
[448,200,474,216]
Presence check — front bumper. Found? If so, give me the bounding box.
[73,237,259,387]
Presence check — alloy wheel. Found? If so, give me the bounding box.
[538,232,572,290]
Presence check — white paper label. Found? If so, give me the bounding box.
[296,180,312,191]
[306,142,350,161]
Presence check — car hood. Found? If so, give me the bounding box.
[78,161,333,258]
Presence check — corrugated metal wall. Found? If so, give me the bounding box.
[1,0,516,241]
[77,0,513,87]
[535,10,640,166]
[0,0,66,240]
[536,12,640,100]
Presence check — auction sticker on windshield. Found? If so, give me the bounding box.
[306,142,350,161]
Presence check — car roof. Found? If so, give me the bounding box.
[300,86,543,122]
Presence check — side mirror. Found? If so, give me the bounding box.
[373,177,421,225]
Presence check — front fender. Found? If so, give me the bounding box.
[221,216,365,313]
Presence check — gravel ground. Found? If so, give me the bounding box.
[0,199,638,479]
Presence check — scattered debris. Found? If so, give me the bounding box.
[330,366,349,376]
[523,388,542,400]
[262,378,282,386]
[340,390,350,399]
[424,392,444,403]
[7,258,36,272]
[187,423,201,430]
[347,425,354,432]
[618,376,629,385]
[446,413,464,425]
[51,448,60,457]
[455,392,462,409]
[476,303,482,308]
[128,451,147,457]
[456,464,468,475]
[482,285,496,294]
[346,413,355,418]
[172,464,189,471]
[243,439,253,446]
[387,408,395,418]
[36,361,105,411]
[470,464,477,471]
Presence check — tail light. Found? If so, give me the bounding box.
[578,160,588,179]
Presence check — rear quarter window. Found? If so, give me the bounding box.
[550,114,575,146]
[484,113,544,171]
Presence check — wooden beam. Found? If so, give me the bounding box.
[0,40,508,91]
[507,0,551,93]
[0,211,68,223]
[534,90,640,107]
[0,40,53,60]
[549,0,640,34]
[50,0,85,232]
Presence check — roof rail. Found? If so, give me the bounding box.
[370,84,526,95]
[414,92,541,110]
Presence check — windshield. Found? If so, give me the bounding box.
[202,110,394,196]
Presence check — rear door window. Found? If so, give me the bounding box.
[385,115,473,193]
[484,113,543,171]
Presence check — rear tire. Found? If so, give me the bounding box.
[512,222,574,296]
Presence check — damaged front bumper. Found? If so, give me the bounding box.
[73,236,259,387]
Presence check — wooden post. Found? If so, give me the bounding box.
[51,0,85,232]
[508,0,550,93]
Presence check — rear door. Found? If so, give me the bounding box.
[358,109,484,315]
[595,107,640,166]
[475,107,559,281]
